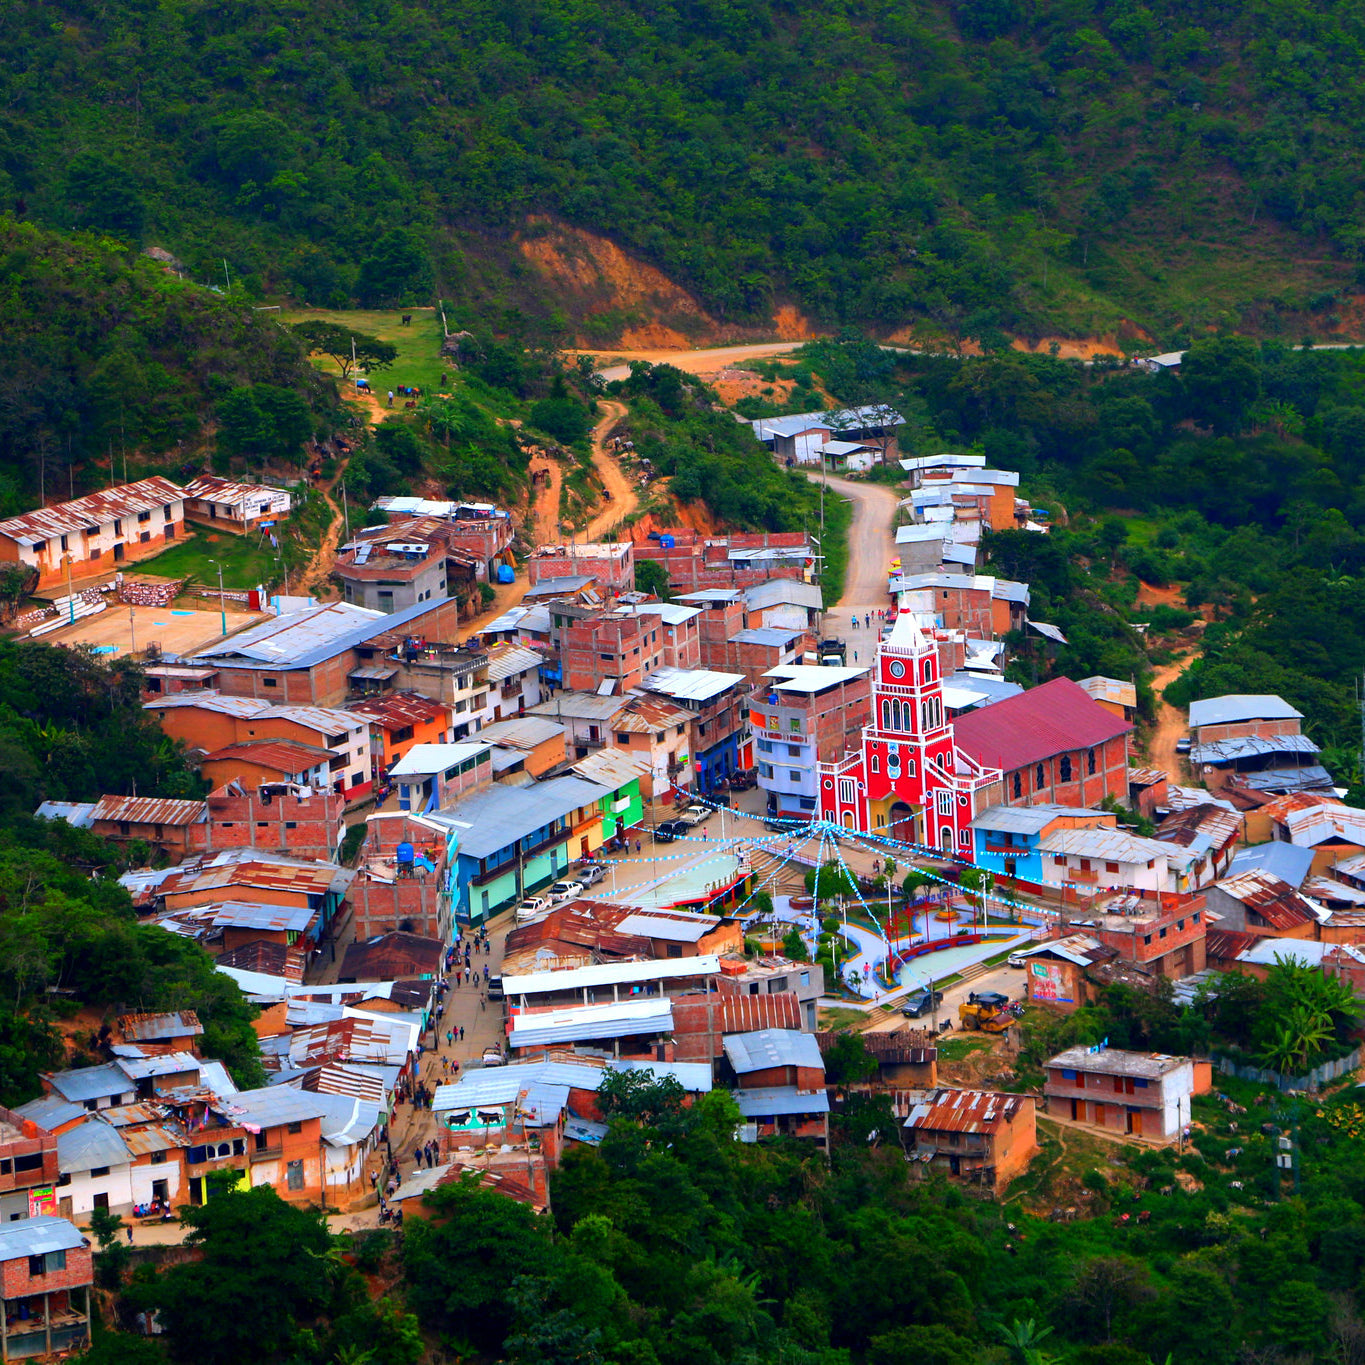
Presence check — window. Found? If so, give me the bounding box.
[1012,772,1022,799]
[800,971,810,986]
[286,1159,304,1191]
[263,677,278,688]
[839,777,855,805]
[1035,763,1045,789]
[667,944,682,958]
[789,770,801,782]
[1106,861,1119,873]
[1159,926,1167,939]
[29,1250,64,1275]
[936,791,952,815]
[137,509,151,523]
[1088,748,1097,775]
[150,1149,166,1165]
[785,743,799,757]
[1192,911,1200,924]
[287,1121,303,1135]
[789,718,800,731]
[1060,755,1072,782]
[870,751,879,774]
[1177,918,1185,930]
[91,1165,110,1178]
[1143,934,1152,945]
[1079,858,1091,871]
[60,534,68,552]
[616,733,632,745]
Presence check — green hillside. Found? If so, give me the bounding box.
[4,0,1362,344]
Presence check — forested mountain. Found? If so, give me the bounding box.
[4,0,1362,344]
[0,219,336,516]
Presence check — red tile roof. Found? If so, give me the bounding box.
[953,677,1132,772]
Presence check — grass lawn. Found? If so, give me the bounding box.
[278,307,449,395]
[937,1034,996,1061]
[138,529,283,591]
[818,1007,867,1032]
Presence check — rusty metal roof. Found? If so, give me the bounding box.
[0,477,184,546]
[91,796,207,829]
[118,1011,203,1042]
[304,1063,389,1105]
[611,697,692,734]
[905,1086,1027,1134]
[1157,805,1243,851]
[162,857,339,899]
[120,1123,189,1156]
[347,690,448,729]
[1212,870,1320,928]
[201,740,333,776]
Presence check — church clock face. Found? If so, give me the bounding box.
[887,659,906,680]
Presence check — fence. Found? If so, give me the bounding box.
[1213,1047,1360,1093]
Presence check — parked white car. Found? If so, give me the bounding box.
[514,896,550,923]
[547,879,585,905]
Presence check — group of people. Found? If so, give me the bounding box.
[849,610,890,629]
[413,1137,441,1170]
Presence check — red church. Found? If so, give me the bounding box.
[818,613,1001,854]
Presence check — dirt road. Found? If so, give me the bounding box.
[585,341,807,382]
[584,399,637,540]
[530,458,563,548]
[804,472,901,663]
[1147,652,1193,784]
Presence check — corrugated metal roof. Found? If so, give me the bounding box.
[202,740,332,777]
[58,1119,132,1173]
[528,693,627,722]
[971,804,1107,836]
[208,902,317,933]
[304,1089,383,1147]
[46,1064,133,1103]
[610,697,693,733]
[762,664,867,693]
[183,475,289,510]
[1212,870,1320,927]
[120,1123,189,1156]
[427,777,610,859]
[524,575,595,597]
[0,476,184,545]
[1226,841,1314,887]
[503,954,720,997]
[389,741,491,777]
[115,1052,200,1081]
[723,1028,823,1074]
[14,1094,85,1131]
[225,1086,331,1129]
[606,1058,713,1091]
[94,793,210,831]
[475,717,565,750]
[308,1063,390,1105]
[1157,806,1243,851]
[34,800,97,827]
[614,912,718,943]
[1015,933,1113,968]
[1189,694,1303,728]
[731,627,801,647]
[192,602,384,664]
[1037,827,1178,864]
[433,1058,609,1112]
[905,1086,1026,1134]
[508,999,674,1047]
[347,689,448,728]
[1191,734,1320,764]
[955,677,1132,772]
[569,748,648,789]
[485,643,545,682]
[732,1086,830,1117]
[621,602,703,626]
[119,1011,203,1043]
[0,1217,87,1260]
[1077,676,1138,709]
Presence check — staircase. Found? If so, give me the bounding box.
[745,846,808,898]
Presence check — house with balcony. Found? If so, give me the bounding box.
[903,1088,1036,1193]
[1036,827,1197,898]
[348,689,452,782]
[642,667,749,795]
[527,693,626,762]
[1078,890,1209,979]
[568,749,647,845]
[432,776,612,925]
[0,1218,93,1360]
[604,697,695,802]
[970,804,1114,885]
[1043,1046,1208,1141]
[752,664,870,823]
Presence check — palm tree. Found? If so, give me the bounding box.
[996,1318,1057,1365]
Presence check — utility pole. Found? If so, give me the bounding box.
[128,605,136,656]
[214,561,227,637]
[64,555,75,625]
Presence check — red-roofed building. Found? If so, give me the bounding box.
[954,676,1132,808]
[671,993,803,1062]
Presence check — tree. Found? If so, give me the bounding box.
[823,1032,877,1088]
[634,558,671,599]
[291,322,397,380]
[1064,1256,1152,1342]
[1181,336,1261,434]
[780,925,809,962]
[145,1185,332,1365]
[356,229,431,307]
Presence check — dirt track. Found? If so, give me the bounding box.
[1147,652,1193,784]
[585,399,636,540]
[583,341,807,381]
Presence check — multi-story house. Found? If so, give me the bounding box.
[1044,1046,1208,1141]
[751,664,871,823]
[903,1088,1036,1193]
[642,667,748,794]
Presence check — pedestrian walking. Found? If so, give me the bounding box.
[459,1025,465,1042]
[635,839,642,853]
[853,650,858,661]
[851,615,857,629]
[126,1226,134,1245]
[484,941,490,955]
[446,1029,453,1046]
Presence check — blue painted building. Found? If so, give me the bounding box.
[970,803,1111,884]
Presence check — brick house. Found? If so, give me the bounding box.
[1188,694,1305,746]
[902,1088,1036,1193]
[203,781,346,862]
[528,541,634,593]
[954,676,1133,809]
[0,1217,93,1360]
[1080,891,1209,978]
[752,664,871,823]
[228,1088,329,1204]
[1044,1046,1210,1141]
[891,572,1028,638]
[1017,934,1118,1010]
[561,612,657,694]
[1204,871,1322,940]
[335,519,482,615]
[632,529,813,593]
[189,599,467,708]
[0,1108,60,1224]
[721,1029,825,1090]
[88,796,208,861]
[0,477,185,590]
[347,690,452,780]
[642,667,749,794]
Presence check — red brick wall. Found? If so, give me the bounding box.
[205,787,344,861]
[0,1245,93,1298]
[1000,733,1129,807]
[351,875,447,940]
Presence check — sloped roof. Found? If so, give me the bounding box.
[905,1087,1028,1134]
[91,795,208,828]
[0,477,184,545]
[58,1119,131,1174]
[0,1217,87,1262]
[733,1086,830,1117]
[1212,870,1321,929]
[954,677,1132,772]
[201,740,332,777]
[1189,694,1302,728]
[340,932,444,982]
[723,1028,823,1074]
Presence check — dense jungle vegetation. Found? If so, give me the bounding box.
[3,0,1363,339]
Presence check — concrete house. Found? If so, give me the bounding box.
[0,1217,93,1360]
[181,476,291,534]
[1044,1046,1208,1141]
[970,804,1114,885]
[0,478,185,590]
